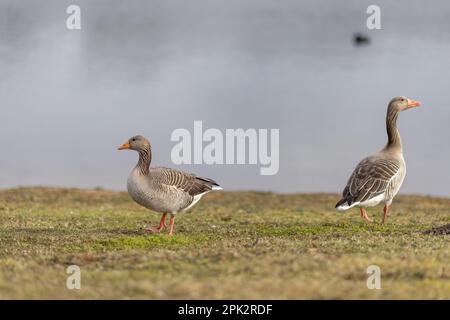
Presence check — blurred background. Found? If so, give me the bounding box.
[0,0,449,195]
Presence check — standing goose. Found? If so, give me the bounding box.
[335,96,421,223]
[118,135,222,235]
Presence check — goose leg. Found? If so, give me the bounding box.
[145,213,167,232]
[168,214,176,236]
[382,205,389,224]
[360,208,372,222]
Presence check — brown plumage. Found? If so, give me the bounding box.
[151,167,220,197]
[336,96,422,223]
[337,156,401,206]
[118,135,222,235]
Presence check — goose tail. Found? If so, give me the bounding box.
[335,196,353,211]
[196,176,223,191]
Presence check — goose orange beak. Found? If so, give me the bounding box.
[407,99,421,107]
[118,142,130,150]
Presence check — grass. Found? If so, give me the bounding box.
[0,187,448,299]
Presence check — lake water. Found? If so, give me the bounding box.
[1,0,449,196]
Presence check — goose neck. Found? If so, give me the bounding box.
[137,147,152,175]
[385,107,402,152]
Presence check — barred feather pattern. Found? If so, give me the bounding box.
[335,99,408,209]
[151,167,220,197]
[339,155,405,207]
[127,141,221,214]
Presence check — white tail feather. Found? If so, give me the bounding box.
[336,202,359,211]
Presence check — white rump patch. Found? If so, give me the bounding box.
[181,186,222,212]
[358,193,385,208]
[336,193,386,211]
[182,192,209,212]
[336,203,354,211]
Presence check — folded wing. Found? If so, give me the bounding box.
[337,156,401,208]
[151,167,221,196]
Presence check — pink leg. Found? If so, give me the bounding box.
[145,213,167,232]
[168,215,176,236]
[360,208,372,222]
[382,205,389,224]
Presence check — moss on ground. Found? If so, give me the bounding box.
[0,187,448,299]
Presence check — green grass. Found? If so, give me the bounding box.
[0,187,448,299]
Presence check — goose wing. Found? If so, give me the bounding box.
[151,167,221,196]
[338,156,401,207]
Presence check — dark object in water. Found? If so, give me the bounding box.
[353,33,370,46]
[423,224,450,235]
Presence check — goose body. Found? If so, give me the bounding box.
[335,97,421,223]
[127,166,221,214]
[119,135,222,235]
[336,152,406,210]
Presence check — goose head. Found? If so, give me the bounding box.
[118,135,150,152]
[389,96,421,112]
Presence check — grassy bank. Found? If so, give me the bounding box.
[0,187,448,299]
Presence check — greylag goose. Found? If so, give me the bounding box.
[118,135,222,235]
[335,97,421,223]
